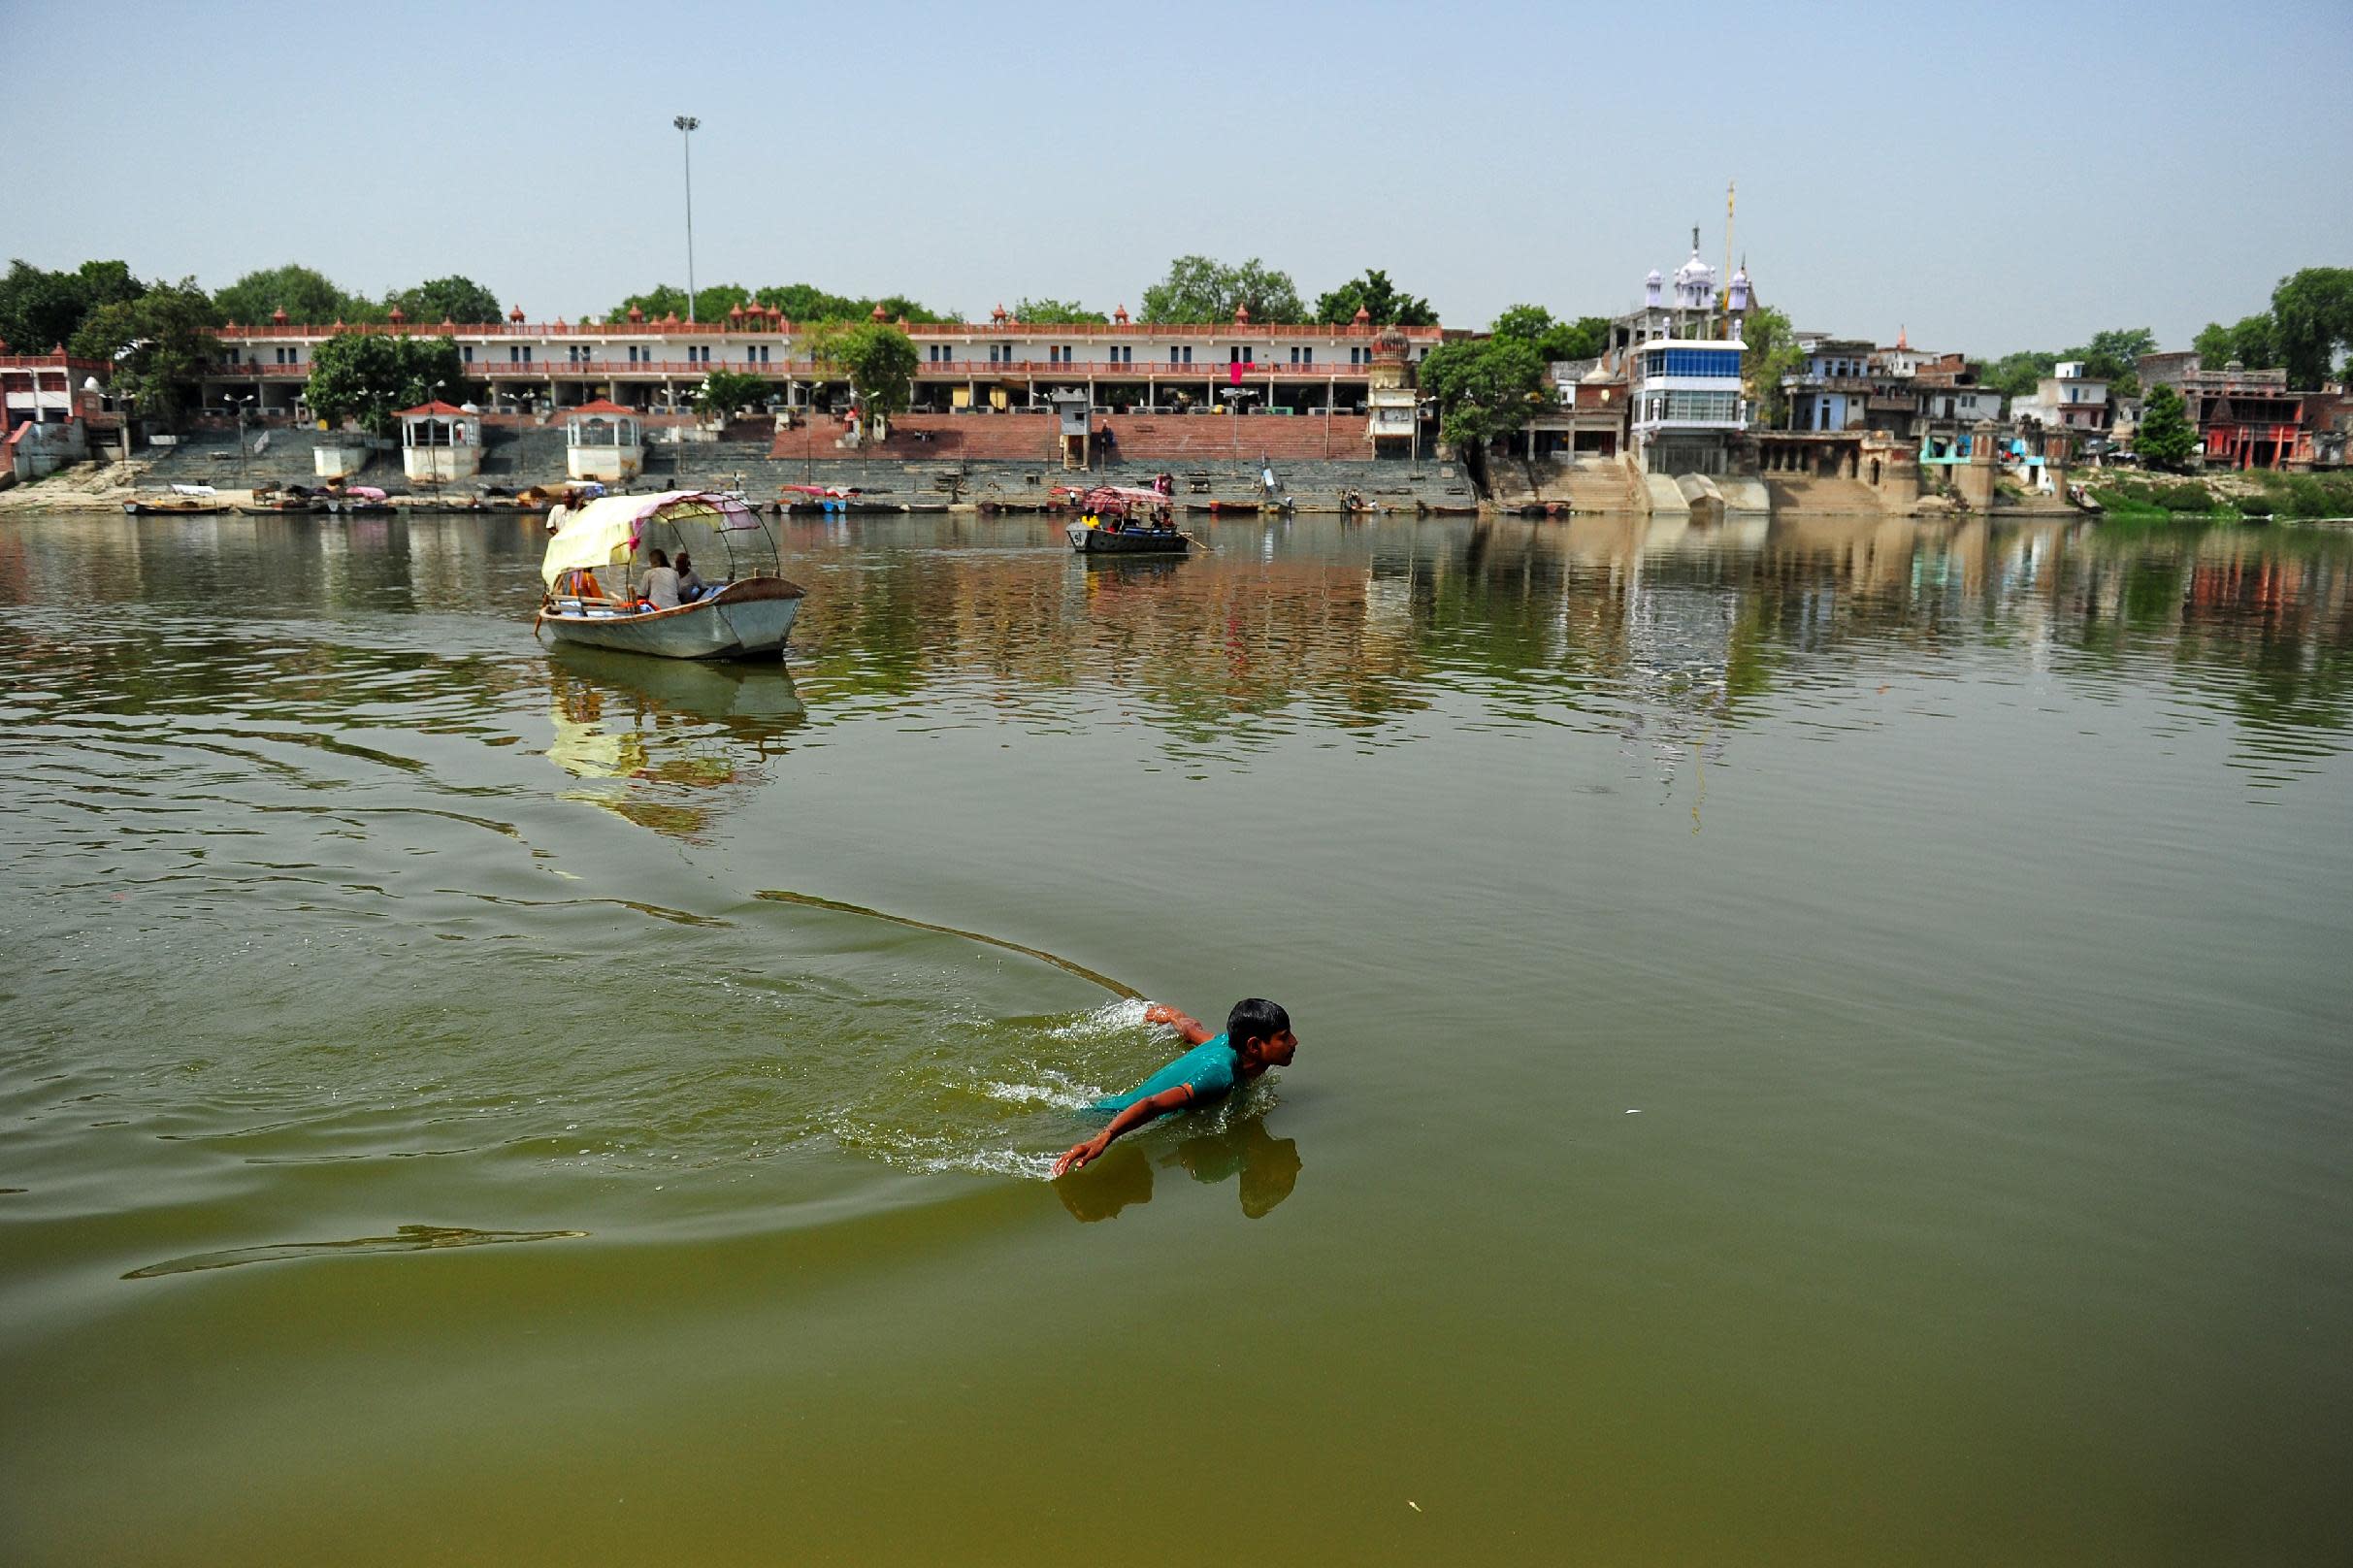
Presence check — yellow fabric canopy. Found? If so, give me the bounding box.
[539,490,759,587]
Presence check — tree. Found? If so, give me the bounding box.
[0,257,148,353]
[1313,269,1437,327]
[1489,304,1610,364]
[1982,350,2058,401]
[1139,255,1304,324]
[389,276,504,325]
[1418,336,1547,451]
[67,278,218,430]
[304,332,470,437]
[2270,267,2353,389]
[756,282,861,322]
[609,284,693,321]
[2193,312,2278,369]
[808,321,918,416]
[692,368,771,423]
[212,264,381,326]
[2061,327,2157,398]
[1739,304,1803,428]
[2134,383,2197,471]
[1014,298,1109,324]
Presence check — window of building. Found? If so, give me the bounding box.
[1169,346,1193,365]
[461,345,474,364]
[1228,346,1254,364]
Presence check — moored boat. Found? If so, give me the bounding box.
[536,490,806,661]
[124,495,228,516]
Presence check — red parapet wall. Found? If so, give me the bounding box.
[769,411,1377,464]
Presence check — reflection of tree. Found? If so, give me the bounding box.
[776,513,2353,779]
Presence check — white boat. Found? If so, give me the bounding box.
[536,490,806,660]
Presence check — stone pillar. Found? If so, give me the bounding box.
[1955,420,1999,510]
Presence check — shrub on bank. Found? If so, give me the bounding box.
[2094,476,2230,515]
[2243,471,2353,519]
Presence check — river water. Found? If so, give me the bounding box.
[2,506,2347,1565]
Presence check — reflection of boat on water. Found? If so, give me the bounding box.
[1077,550,1188,577]
[544,643,804,839]
[537,490,806,660]
[548,642,805,724]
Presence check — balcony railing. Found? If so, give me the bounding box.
[208,319,1452,342]
[204,358,1391,380]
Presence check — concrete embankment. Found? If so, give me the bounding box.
[2,421,1479,516]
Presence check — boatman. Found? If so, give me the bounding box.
[1053,999,1298,1176]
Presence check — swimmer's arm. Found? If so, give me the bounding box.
[1142,1004,1213,1046]
[1053,1085,1195,1177]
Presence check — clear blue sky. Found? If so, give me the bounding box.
[6,0,2348,356]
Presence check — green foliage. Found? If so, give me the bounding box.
[1419,336,1547,449]
[304,332,470,437]
[212,264,381,326]
[2270,267,2353,389]
[2242,470,2353,518]
[1138,256,1304,324]
[66,278,218,430]
[1982,350,2058,401]
[2193,312,2279,369]
[2064,327,2157,398]
[2134,384,2197,470]
[2094,475,2229,515]
[1487,305,1609,364]
[605,281,955,326]
[1014,298,1109,324]
[808,321,918,416]
[388,276,503,325]
[0,257,149,352]
[1313,269,1437,327]
[1739,304,1802,427]
[692,368,771,421]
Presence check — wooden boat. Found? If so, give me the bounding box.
[536,490,806,661]
[1057,482,1190,554]
[124,497,228,516]
[1066,521,1190,554]
[240,490,324,515]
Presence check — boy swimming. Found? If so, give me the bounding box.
[1052,998,1298,1176]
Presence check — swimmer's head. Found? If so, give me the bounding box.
[1227,998,1296,1068]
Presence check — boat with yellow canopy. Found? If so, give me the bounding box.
[535,489,805,660]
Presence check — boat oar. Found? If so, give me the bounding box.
[1178,529,1214,551]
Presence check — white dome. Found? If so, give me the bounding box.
[1674,249,1715,286]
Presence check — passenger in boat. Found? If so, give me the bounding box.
[673,551,707,602]
[1053,998,1297,1176]
[637,548,682,610]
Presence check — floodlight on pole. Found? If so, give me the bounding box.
[673,115,701,323]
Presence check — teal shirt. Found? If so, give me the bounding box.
[1092,1034,1240,1114]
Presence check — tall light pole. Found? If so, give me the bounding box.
[673,114,701,323]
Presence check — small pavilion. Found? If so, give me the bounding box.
[565,398,643,482]
[398,400,483,482]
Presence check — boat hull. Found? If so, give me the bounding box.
[124,502,227,516]
[1065,523,1189,554]
[538,576,806,660]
